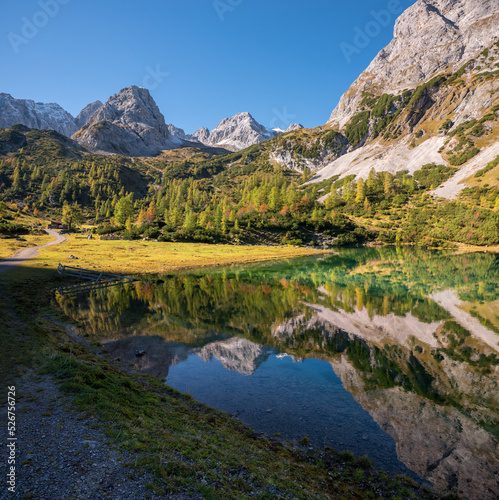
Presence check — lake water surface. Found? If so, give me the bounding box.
[57,247,499,499]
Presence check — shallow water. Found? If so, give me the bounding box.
[167,353,416,476]
[57,247,499,499]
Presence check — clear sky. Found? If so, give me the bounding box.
[0,0,415,133]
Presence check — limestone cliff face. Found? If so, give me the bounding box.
[73,86,179,156]
[75,100,103,129]
[329,0,499,128]
[278,0,499,198]
[0,93,78,137]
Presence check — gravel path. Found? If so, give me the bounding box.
[0,375,159,500]
[0,229,67,275]
[0,374,201,499]
[0,231,200,499]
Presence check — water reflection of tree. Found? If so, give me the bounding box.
[56,248,499,437]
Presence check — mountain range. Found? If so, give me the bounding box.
[263,0,498,201]
[0,0,498,199]
[0,88,302,156]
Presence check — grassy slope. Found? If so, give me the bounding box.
[0,255,446,499]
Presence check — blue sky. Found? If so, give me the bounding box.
[0,0,414,133]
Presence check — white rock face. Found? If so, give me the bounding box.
[191,126,210,143]
[73,86,178,156]
[200,112,303,150]
[310,136,447,189]
[294,0,499,196]
[433,141,499,199]
[0,92,78,137]
[329,0,499,128]
[75,100,103,129]
[167,123,191,144]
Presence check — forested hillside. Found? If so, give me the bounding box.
[1,124,498,247]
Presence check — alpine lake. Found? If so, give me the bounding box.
[56,247,499,499]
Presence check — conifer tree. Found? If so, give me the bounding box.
[384,172,393,195]
[355,178,366,203]
[114,194,134,226]
[61,202,84,232]
[366,168,376,193]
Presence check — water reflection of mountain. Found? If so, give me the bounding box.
[101,336,189,378]
[196,338,273,375]
[101,335,270,377]
[431,289,499,353]
[55,248,499,499]
[273,313,499,500]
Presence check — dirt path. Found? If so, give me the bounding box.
[0,229,67,274]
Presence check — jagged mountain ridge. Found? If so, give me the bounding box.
[167,111,303,151]
[1,0,496,182]
[200,112,302,151]
[0,89,302,155]
[72,86,183,156]
[0,93,79,138]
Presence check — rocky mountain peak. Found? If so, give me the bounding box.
[203,112,273,150]
[167,123,190,143]
[0,92,78,137]
[329,0,499,127]
[202,112,303,150]
[75,100,103,129]
[73,85,178,156]
[191,126,210,143]
[273,123,304,134]
[86,86,167,129]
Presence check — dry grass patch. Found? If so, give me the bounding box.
[24,236,330,275]
[0,233,54,260]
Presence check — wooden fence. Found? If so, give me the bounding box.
[56,264,135,296]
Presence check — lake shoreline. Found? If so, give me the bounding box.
[0,259,446,499]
